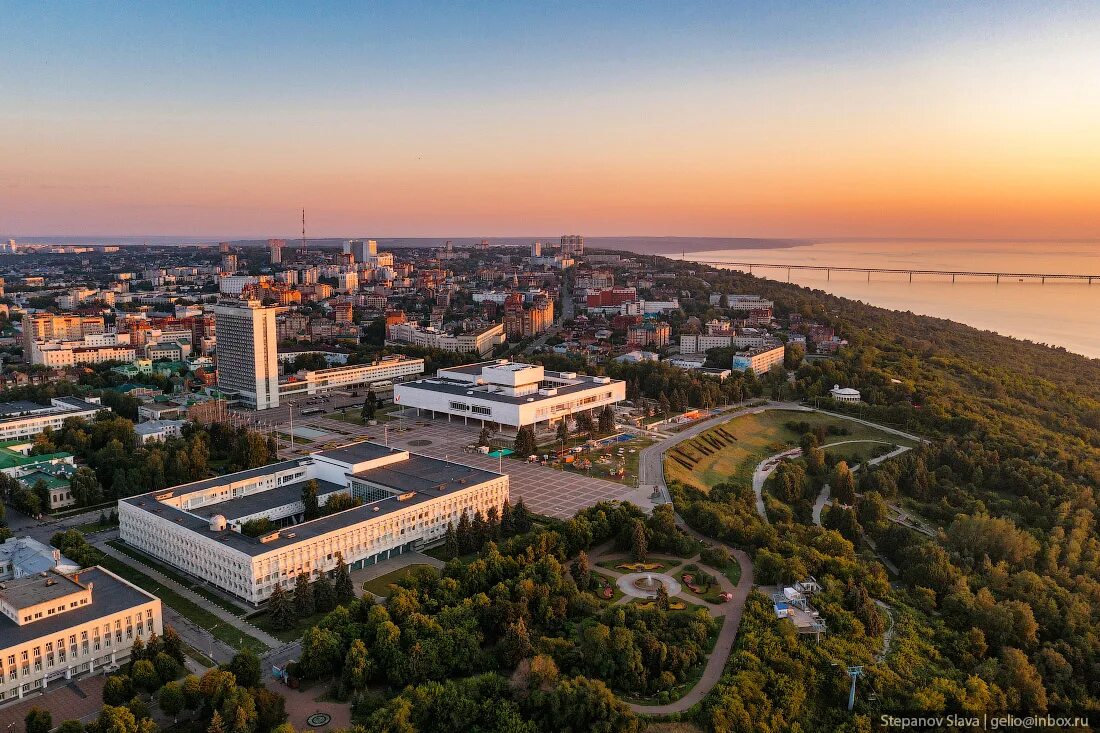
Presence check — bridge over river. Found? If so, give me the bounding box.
[693,259,1100,284]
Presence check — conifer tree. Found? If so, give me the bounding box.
[333,552,355,605]
[443,522,459,559]
[294,572,314,616]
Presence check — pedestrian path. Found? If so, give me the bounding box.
[98,543,282,650]
[588,540,753,715]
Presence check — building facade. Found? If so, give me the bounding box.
[0,398,106,442]
[503,293,554,339]
[394,360,626,429]
[387,322,505,357]
[0,567,162,703]
[213,300,281,410]
[731,344,786,374]
[119,441,508,605]
[22,314,105,352]
[279,355,425,399]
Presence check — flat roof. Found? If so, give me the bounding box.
[351,453,498,494]
[0,571,85,610]
[0,567,156,648]
[122,446,504,557]
[0,401,53,417]
[198,478,344,521]
[398,373,619,405]
[138,458,311,500]
[52,397,106,412]
[438,360,508,375]
[313,441,404,464]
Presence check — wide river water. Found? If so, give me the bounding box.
[685,241,1100,359]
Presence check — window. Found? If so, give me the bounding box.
[471,405,491,416]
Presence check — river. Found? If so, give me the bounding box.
[684,240,1100,359]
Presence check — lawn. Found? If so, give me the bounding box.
[249,609,329,643]
[664,409,914,493]
[96,556,268,654]
[75,518,118,535]
[720,561,741,587]
[822,440,900,465]
[276,432,313,444]
[108,540,248,616]
[326,405,400,425]
[360,564,437,597]
[535,434,656,486]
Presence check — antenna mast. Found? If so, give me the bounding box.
[300,208,307,255]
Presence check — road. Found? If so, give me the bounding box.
[625,402,920,714]
[3,505,115,544]
[637,400,807,504]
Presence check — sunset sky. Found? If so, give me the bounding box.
[4,2,1100,239]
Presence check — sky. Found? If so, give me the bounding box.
[3,1,1100,239]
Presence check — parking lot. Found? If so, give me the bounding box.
[274,411,659,519]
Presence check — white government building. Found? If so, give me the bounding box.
[393,360,626,429]
[0,567,162,702]
[118,441,508,606]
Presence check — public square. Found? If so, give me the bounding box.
[266,409,660,519]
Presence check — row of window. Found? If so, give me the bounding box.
[1,608,154,685]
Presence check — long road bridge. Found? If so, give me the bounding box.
[691,259,1099,284]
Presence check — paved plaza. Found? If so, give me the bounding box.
[273,411,659,519]
[0,676,106,729]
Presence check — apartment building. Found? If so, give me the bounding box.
[387,321,505,357]
[0,398,107,442]
[731,343,786,374]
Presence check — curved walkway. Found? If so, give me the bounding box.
[589,540,754,715]
[757,440,912,525]
[625,401,913,716]
[874,599,896,662]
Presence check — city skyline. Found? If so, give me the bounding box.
[4,2,1100,240]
